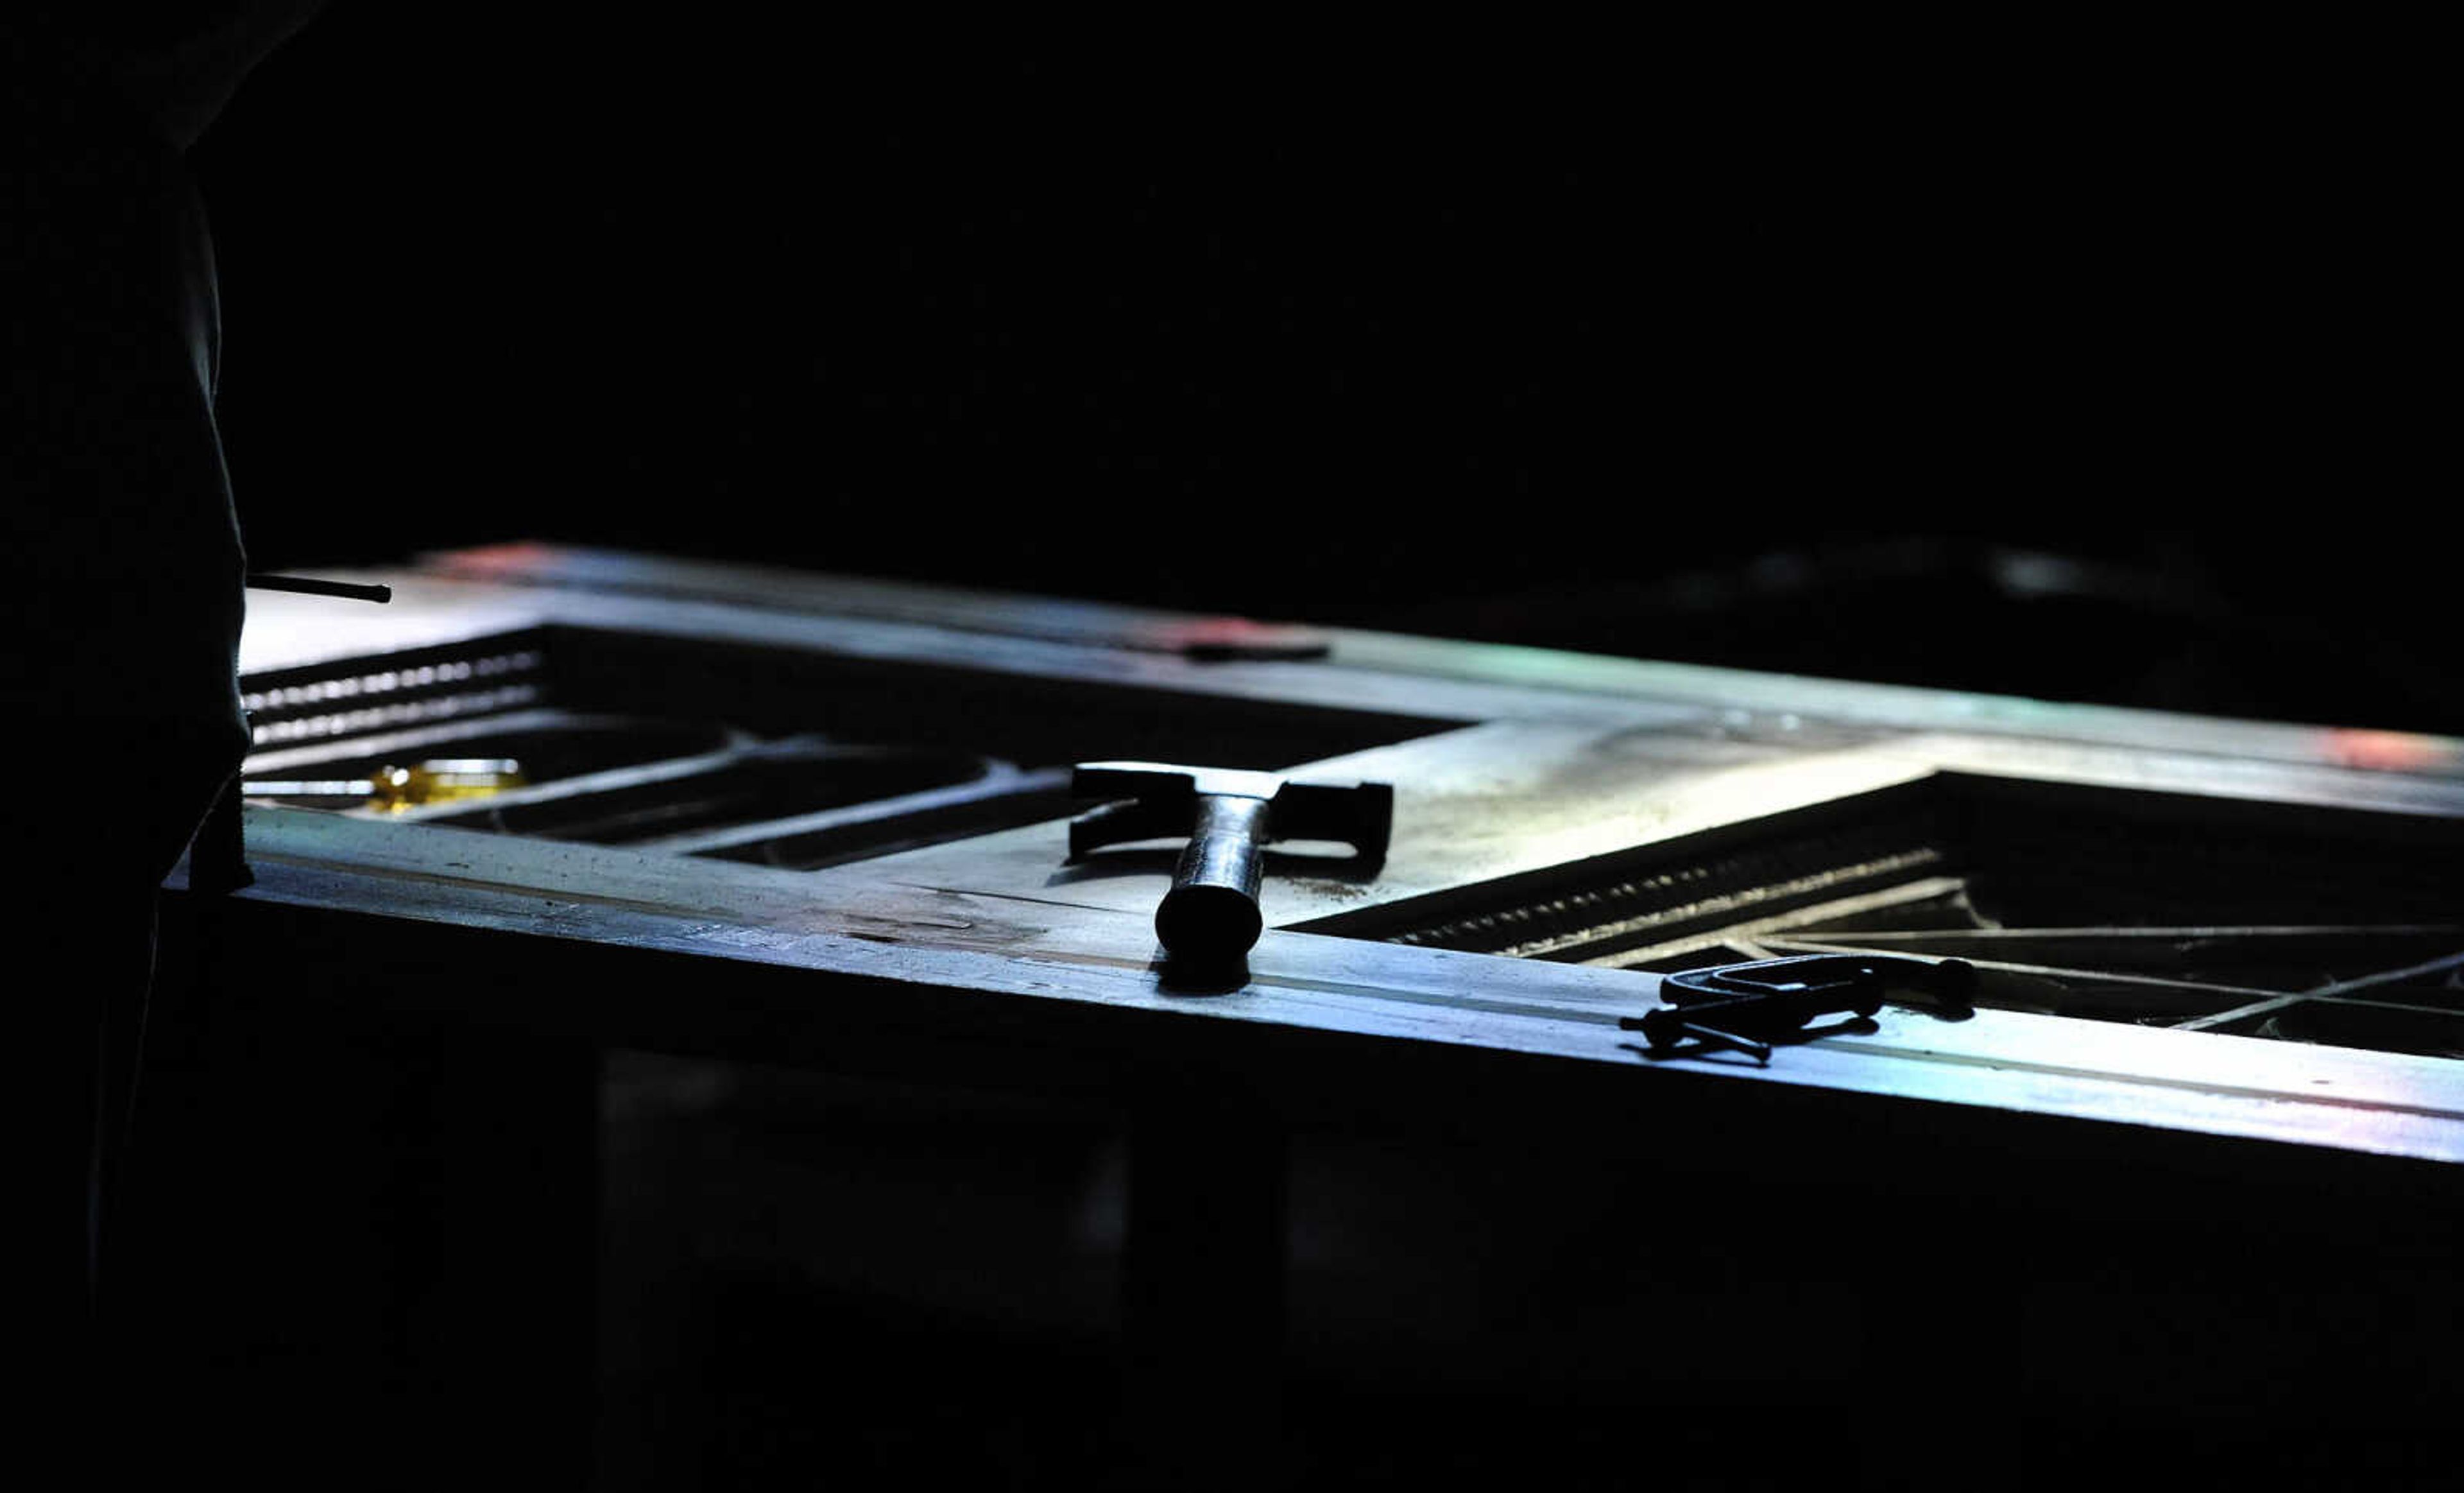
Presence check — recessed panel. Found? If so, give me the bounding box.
[1333,773,2464,1059]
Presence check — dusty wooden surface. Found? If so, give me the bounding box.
[862,721,2464,931]
[196,800,2464,1169]
[244,544,2464,770]
[209,544,2464,1174]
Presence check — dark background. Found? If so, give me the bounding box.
[124,19,2461,1487]
[199,15,2452,730]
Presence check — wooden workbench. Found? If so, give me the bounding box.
[141,544,2464,1487]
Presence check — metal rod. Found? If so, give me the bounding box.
[1682,1023,1772,1062]
[245,573,393,603]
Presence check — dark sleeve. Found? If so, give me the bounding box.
[0,7,273,752]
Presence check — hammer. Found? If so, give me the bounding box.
[1069,762,1394,963]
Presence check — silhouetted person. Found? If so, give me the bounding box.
[2,0,325,1453]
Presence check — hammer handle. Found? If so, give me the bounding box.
[1156,794,1272,962]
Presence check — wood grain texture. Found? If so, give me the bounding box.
[209,544,2464,1181]
[190,803,2464,1168]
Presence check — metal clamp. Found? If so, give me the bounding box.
[1621,954,1976,1062]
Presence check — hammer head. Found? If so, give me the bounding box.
[1068,761,1394,863]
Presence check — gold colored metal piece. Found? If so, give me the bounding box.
[366,759,529,812]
